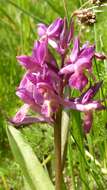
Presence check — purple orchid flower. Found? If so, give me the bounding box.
[65,81,104,110]
[11,17,106,133]
[11,65,62,126]
[37,18,64,39]
[59,38,95,91]
[10,103,47,126]
[16,40,47,71]
[54,18,74,55]
[65,81,104,133]
[37,18,74,55]
[17,39,58,71]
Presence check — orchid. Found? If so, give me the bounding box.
[8,15,107,190]
[76,81,104,133]
[37,18,74,55]
[11,67,61,126]
[10,17,105,132]
[59,38,95,91]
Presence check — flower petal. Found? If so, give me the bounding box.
[95,52,106,60]
[47,18,63,37]
[10,116,47,127]
[67,19,74,43]
[70,37,80,63]
[69,73,88,91]
[16,89,35,105]
[33,40,48,65]
[16,55,39,70]
[83,111,93,134]
[79,45,95,60]
[37,23,47,37]
[59,63,75,74]
[63,99,105,111]
[80,81,103,104]
[10,104,29,124]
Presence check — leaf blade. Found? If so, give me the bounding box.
[6,125,54,190]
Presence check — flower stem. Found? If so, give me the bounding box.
[54,109,62,190]
[63,0,69,23]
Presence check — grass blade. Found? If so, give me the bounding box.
[6,0,47,24]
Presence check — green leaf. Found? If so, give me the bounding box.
[6,125,54,190]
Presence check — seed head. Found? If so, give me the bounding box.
[74,9,96,25]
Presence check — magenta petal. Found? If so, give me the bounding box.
[67,19,74,43]
[70,37,80,63]
[80,42,89,52]
[80,45,95,59]
[63,99,104,112]
[95,52,106,60]
[32,41,40,57]
[47,18,63,37]
[37,23,47,37]
[16,55,41,72]
[11,104,29,124]
[33,40,47,65]
[41,100,51,118]
[16,55,39,70]
[33,86,44,104]
[74,57,92,71]
[16,89,35,105]
[26,72,38,85]
[83,112,93,134]
[80,81,103,104]
[59,64,75,74]
[37,40,47,64]
[18,73,34,93]
[17,88,41,113]
[36,82,57,99]
[69,73,88,91]
[41,99,59,118]
[10,116,47,126]
[59,18,68,48]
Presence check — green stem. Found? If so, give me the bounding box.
[54,109,62,190]
[79,0,83,6]
[63,0,69,23]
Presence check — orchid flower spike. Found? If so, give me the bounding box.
[10,17,106,133]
